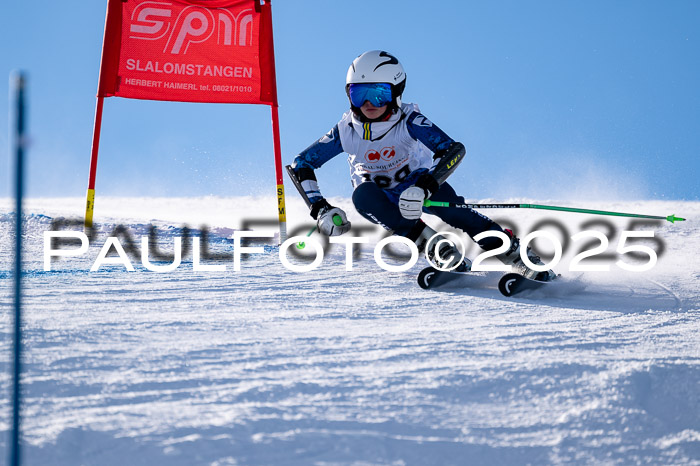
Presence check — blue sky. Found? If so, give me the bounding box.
[2,1,699,202]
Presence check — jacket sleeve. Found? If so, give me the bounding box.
[406,111,466,189]
[405,111,455,154]
[291,125,344,204]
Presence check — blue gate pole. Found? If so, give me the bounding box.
[10,71,27,466]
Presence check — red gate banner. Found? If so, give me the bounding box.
[87,0,286,240]
[98,0,277,105]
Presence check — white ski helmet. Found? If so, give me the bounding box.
[346,50,406,113]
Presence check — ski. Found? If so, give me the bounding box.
[497,272,554,297]
[418,266,558,297]
[417,266,468,290]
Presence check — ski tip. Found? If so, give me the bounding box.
[417,267,437,290]
[498,272,554,297]
[497,273,522,297]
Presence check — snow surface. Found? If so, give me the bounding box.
[1,196,699,465]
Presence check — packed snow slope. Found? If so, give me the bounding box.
[1,196,699,465]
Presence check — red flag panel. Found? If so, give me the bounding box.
[99,0,276,105]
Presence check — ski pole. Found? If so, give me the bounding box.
[296,214,343,249]
[11,70,26,466]
[423,200,686,224]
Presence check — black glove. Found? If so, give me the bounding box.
[414,173,439,197]
[310,199,331,220]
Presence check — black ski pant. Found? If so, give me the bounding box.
[352,181,505,251]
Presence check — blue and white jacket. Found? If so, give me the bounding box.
[292,103,456,204]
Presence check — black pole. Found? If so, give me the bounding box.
[11,71,27,466]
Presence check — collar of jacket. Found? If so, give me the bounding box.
[350,107,405,141]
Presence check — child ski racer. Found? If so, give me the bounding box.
[290,50,555,281]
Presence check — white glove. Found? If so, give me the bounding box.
[398,186,426,220]
[318,206,351,236]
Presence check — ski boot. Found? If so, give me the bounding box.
[410,221,471,272]
[497,229,556,281]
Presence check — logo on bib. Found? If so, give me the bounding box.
[365,150,381,162]
[380,147,396,161]
[365,147,396,163]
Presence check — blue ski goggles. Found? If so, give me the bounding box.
[348,82,393,108]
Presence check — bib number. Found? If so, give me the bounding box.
[361,165,411,188]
